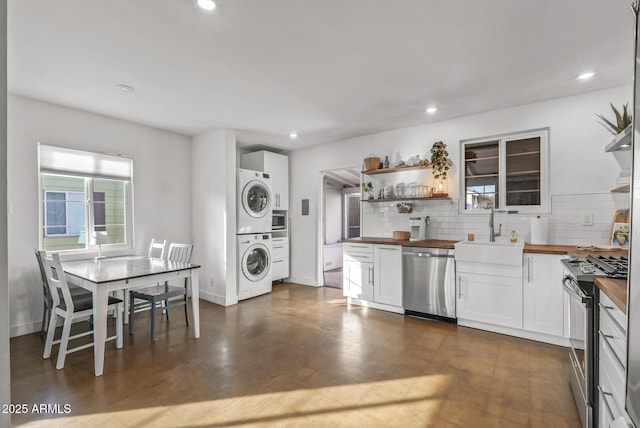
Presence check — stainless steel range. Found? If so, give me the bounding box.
[561,255,628,428]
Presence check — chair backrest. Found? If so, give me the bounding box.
[148,239,167,259]
[38,251,73,312]
[167,243,193,264]
[34,249,53,304]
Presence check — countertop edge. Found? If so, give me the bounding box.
[595,277,628,314]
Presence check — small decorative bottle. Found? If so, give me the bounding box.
[384,156,390,169]
[510,230,518,243]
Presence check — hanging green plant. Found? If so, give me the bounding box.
[430,141,450,180]
[596,102,632,135]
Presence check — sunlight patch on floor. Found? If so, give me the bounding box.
[18,374,451,427]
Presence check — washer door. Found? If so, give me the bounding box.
[241,179,271,218]
[242,243,270,282]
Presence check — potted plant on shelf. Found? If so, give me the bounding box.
[362,181,373,200]
[596,103,632,135]
[430,141,450,195]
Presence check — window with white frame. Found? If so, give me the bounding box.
[461,129,549,213]
[38,144,133,252]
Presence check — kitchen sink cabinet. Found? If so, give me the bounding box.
[343,243,403,313]
[373,245,402,307]
[456,269,523,329]
[523,254,565,337]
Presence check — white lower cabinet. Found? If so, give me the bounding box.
[597,291,628,428]
[523,254,565,336]
[457,270,523,329]
[343,243,402,312]
[343,244,374,300]
[373,245,402,307]
[271,236,289,281]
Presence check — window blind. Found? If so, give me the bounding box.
[38,144,132,181]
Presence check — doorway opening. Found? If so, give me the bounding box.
[321,167,361,289]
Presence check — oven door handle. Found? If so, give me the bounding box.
[562,275,589,304]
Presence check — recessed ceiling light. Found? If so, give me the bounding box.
[425,107,437,114]
[115,84,135,93]
[289,132,298,139]
[195,0,216,12]
[578,72,595,80]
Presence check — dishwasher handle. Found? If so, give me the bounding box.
[402,251,453,258]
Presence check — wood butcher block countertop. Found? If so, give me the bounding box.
[343,237,458,249]
[345,237,629,311]
[595,277,628,313]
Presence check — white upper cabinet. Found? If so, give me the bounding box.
[242,151,289,210]
[461,129,549,213]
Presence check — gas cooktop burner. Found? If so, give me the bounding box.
[585,255,628,279]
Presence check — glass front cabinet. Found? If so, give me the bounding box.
[462,129,549,213]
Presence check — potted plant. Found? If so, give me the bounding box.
[430,141,450,194]
[362,181,373,200]
[596,103,632,135]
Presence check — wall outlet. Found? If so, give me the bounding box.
[582,213,593,226]
[209,278,215,287]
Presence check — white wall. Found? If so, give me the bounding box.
[324,183,342,244]
[7,95,192,337]
[289,86,633,286]
[1,1,10,425]
[191,129,238,306]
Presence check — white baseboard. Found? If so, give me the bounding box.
[287,276,320,287]
[11,320,40,338]
[457,319,570,347]
[198,290,237,307]
[347,297,404,315]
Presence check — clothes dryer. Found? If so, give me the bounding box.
[237,168,272,234]
[237,233,272,300]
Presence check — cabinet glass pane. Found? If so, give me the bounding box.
[465,141,499,210]
[505,137,541,206]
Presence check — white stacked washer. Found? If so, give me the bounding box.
[237,168,273,300]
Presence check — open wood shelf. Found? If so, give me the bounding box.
[611,184,630,193]
[506,150,541,157]
[361,165,431,175]
[362,195,450,202]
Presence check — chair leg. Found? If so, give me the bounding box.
[43,312,57,359]
[129,294,135,335]
[165,299,170,321]
[115,302,123,349]
[56,316,73,370]
[184,295,189,327]
[150,298,156,340]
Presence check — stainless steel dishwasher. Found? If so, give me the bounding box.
[402,247,456,322]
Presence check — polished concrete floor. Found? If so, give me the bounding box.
[10,283,580,427]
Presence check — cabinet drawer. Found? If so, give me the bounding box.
[344,243,373,254]
[272,258,289,280]
[599,302,627,370]
[599,332,626,410]
[344,252,374,263]
[272,237,289,245]
[272,242,289,259]
[599,291,626,331]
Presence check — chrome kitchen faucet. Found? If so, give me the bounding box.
[488,206,504,242]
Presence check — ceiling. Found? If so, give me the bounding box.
[8,0,635,151]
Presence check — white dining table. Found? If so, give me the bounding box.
[63,255,201,376]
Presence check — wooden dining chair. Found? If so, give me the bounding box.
[34,249,92,336]
[129,243,193,340]
[40,251,123,370]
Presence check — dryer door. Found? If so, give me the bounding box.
[242,243,271,282]
[241,180,271,218]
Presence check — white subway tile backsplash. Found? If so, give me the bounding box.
[361,192,629,245]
